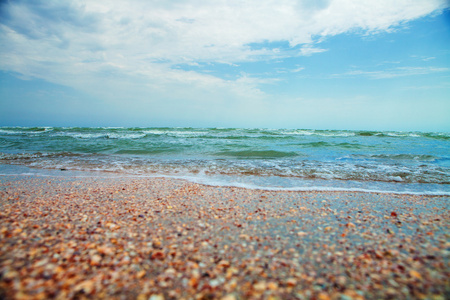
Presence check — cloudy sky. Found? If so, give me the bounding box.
[1,0,449,131]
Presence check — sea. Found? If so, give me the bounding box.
[0,127,449,195]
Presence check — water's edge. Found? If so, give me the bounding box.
[1,127,449,195]
[1,164,449,196]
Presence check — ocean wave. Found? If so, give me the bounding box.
[142,130,167,135]
[1,126,448,140]
[52,131,146,140]
[1,152,447,185]
[1,163,448,196]
[215,150,300,158]
[113,148,180,155]
[0,152,85,160]
[0,127,54,135]
[353,153,440,162]
[1,126,448,190]
[0,129,21,135]
[353,130,449,140]
[293,141,370,150]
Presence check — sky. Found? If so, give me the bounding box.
[0,0,449,132]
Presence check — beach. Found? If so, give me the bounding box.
[0,175,448,299]
[2,0,450,298]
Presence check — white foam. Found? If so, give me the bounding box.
[165,174,450,196]
[1,165,448,196]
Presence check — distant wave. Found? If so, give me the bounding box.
[1,126,449,140]
[293,141,372,150]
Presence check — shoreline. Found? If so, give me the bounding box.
[1,175,449,299]
[1,164,449,196]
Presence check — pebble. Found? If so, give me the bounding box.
[0,176,448,299]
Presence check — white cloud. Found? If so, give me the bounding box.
[2,0,447,65]
[299,45,328,56]
[0,0,448,126]
[336,66,449,79]
[291,67,305,73]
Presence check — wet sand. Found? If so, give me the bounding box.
[0,175,449,299]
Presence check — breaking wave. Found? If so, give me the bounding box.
[0,126,449,194]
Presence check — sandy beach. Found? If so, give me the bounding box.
[0,175,449,299]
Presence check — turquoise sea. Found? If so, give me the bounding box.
[0,127,449,195]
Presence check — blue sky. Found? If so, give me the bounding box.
[0,0,449,131]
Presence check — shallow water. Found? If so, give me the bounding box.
[1,127,449,194]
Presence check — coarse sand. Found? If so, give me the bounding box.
[0,175,449,299]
